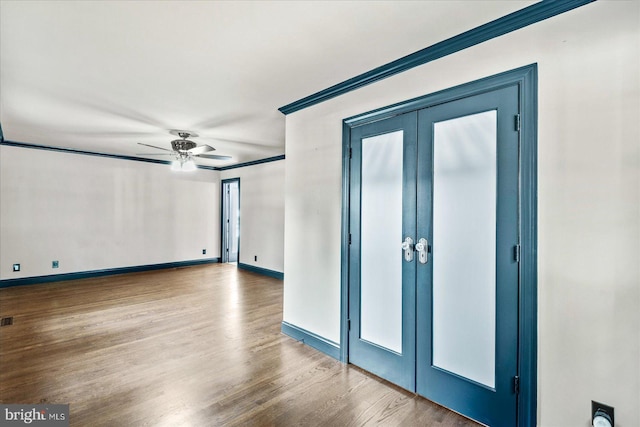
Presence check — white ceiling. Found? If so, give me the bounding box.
[0,0,532,167]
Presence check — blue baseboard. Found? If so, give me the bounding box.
[0,258,220,288]
[281,321,340,361]
[237,263,284,280]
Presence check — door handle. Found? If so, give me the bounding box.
[415,238,428,264]
[401,237,414,262]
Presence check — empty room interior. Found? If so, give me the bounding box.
[0,1,638,426]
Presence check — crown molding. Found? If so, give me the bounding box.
[278,0,595,114]
[0,139,284,171]
[218,154,285,170]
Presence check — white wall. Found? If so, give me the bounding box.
[284,2,639,426]
[221,159,285,273]
[0,145,220,279]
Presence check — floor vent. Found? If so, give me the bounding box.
[1,317,14,326]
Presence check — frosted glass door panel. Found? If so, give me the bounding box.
[432,110,497,388]
[360,130,403,354]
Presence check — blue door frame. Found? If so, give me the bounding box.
[341,64,537,427]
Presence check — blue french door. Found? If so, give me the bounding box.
[348,111,417,391]
[349,85,520,426]
[416,85,519,427]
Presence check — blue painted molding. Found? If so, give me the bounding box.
[279,0,594,114]
[281,321,340,361]
[217,154,285,170]
[340,120,351,364]
[1,140,218,170]
[518,63,538,427]
[0,258,220,288]
[237,263,284,280]
[344,64,537,127]
[1,140,283,172]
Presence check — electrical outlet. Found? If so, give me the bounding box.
[254,255,257,262]
[202,249,206,255]
[592,401,614,427]
[52,260,59,268]
[13,263,20,272]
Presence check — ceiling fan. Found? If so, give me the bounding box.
[137,130,232,171]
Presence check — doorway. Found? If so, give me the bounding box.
[221,178,240,264]
[342,65,537,427]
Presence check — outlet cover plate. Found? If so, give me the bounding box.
[52,261,59,268]
[592,400,614,427]
[13,263,20,272]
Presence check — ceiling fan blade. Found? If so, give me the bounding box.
[188,144,215,155]
[137,142,173,152]
[196,153,232,160]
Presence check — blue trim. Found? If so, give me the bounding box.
[237,263,283,280]
[279,0,593,114]
[0,258,220,288]
[1,140,218,170]
[217,154,285,170]
[281,321,340,360]
[340,121,351,363]
[1,140,284,172]
[344,64,536,127]
[518,63,538,427]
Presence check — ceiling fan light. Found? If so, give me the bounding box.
[170,160,182,171]
[182,159,197,172]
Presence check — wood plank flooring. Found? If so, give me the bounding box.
[0,264,480,426]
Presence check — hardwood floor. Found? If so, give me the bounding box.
[0,264,480,426]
